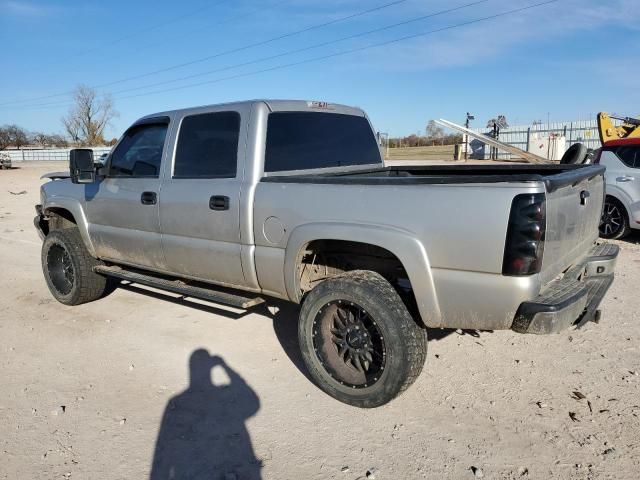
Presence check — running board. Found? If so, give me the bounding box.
[93,265,265,309]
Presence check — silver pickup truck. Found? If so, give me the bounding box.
[35,100,618,407]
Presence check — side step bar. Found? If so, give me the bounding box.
[93,265,265,309]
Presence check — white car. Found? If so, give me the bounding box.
[598,138,640,239]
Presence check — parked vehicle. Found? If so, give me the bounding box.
[598,138,640,239]
[0,152,11,169]
[34,100,618,407]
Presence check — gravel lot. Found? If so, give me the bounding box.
[1,162,639,480]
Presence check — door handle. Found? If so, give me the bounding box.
[141,191,157,205]
[209,195,230,211]
[616,176,635,182]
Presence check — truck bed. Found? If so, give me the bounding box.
[256,161,606,330]
[262,163,605,193]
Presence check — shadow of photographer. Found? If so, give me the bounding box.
[150,349,261,480]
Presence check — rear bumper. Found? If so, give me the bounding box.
[512,243,618,334]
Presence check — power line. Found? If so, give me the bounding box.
[111,0,563,102]
[70,0,232,58]
[106,0,290,61]
[103,0,491,97]
[9,0,491,110]
[0,0,409,107]
[12,0,562,111]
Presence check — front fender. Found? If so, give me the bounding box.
[283,222,442,327]
[43,196,96,257]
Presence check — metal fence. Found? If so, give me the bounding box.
[470,119,602,160]
[3,147,112,163]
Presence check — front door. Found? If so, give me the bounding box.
[159,109,246,287]
[85,119,169,270]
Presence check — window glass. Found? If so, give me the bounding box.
[109,124,168,177]
[174,112,240,178]
[264,112,381,172]
[615,146,640,168]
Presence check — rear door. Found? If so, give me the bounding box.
[85,118,169,270]
[159,108,246,288]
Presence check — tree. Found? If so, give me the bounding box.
[62,85,117,146]
[0,124,29,150]
[31,132,69,147]
[486,115,509,131]
[426,120,445,146]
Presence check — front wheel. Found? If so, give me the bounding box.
[600,197,630,240]
[42,228,112,305]
[298,270,427,408]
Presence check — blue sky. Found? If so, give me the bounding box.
[0,0,639,138]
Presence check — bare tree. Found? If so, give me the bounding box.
[486,115,509,160]
[62,115,82,144]
[486,115,509,131]
[31,132,69,147]
[0,125,29,150]
[426,120,445,145]
[62,85,117,146]
[0,128,9,151]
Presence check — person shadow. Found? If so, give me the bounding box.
[150,349,262,480]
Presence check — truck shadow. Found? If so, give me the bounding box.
[150,349,262,480]
[617,230,640,245]
[267,300,477,381]
[116,284,478,383]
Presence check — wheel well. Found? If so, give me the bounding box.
[605,195,629,217]
[43,208,77,235]
[296,239,422,324]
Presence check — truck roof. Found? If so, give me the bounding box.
[137,99,367,123]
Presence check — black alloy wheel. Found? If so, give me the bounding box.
[47,243,75,295]
[312,300,386,389]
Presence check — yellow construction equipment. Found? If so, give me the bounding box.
[597,112,640,145]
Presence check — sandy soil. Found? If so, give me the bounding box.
[1,162,639,480]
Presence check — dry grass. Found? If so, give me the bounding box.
[385,145,455,161]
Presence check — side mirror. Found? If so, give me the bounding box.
[69,149,96,184]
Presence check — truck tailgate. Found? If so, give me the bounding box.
[540,166,605,285]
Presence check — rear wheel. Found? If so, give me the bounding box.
[600,197,630,240]
[298,270,427,408]
[42,228,112,305]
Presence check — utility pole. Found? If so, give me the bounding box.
[464,112,474,160]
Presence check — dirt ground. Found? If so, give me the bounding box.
[1,162,639,480]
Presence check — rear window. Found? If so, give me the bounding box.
[602,145,640,168]
[264,112,381,172]
[174,111,240,178]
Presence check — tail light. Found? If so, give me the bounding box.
[502,193,546,276]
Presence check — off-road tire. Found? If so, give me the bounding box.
[600,196,630,240]
[42,228,110,305]
[298,270,427,408]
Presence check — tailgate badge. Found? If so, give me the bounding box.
[580,190,590,206]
